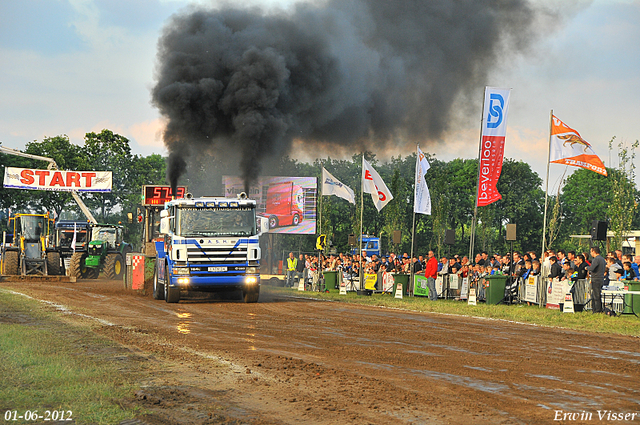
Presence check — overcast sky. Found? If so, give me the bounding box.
[1,0,638,192]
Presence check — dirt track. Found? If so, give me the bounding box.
[1,278,639,424]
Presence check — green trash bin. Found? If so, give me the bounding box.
[623,281,640,315]
[484,275,508,305]
[392,273,410,296]
[323,270,338,291]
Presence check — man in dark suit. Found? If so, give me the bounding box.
[587,247,606,313]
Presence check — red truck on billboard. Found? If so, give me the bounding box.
[260,182,304,229]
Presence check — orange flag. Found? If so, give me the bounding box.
[550,115,607,176]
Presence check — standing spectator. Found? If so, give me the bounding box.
[622,262,638,281]
[606,257,622,285]
[566,251,576,269]
[587,246,606,313]
[574,255,588,280]
[438,257,449,276]
[295,254,306,285]
[411,256,423,274]
[548,256,562,280]
[633,255,640,278]
[286,252,298,287]
[556,250,567,266]
[425,250,439,301]
[615,249,623,265]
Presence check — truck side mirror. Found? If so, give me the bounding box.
[160,210,169,218]
[257,216,269,237]
[160,217,169,235]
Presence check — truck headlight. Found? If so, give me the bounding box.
[245,276,258,284]
[173,267,190,275]
[246,266,258,274]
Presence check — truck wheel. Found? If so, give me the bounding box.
[86,268,99,279]
[46,252,62,276]
[164,264,180,303]
[243,286,260,303]
[292,214,300,226]
[152,263,164,300]
[69,252,88,279]
[3,251,19,275]
[268,215,278,229]
[104,253,124,280]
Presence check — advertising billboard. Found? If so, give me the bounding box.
[222,176,317,235]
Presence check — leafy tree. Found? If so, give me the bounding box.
[82,130,137,221]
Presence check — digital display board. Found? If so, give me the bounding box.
[142,185,186,206]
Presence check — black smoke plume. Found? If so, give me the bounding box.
[152,0,539,191]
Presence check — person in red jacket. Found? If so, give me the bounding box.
[425,250,439,301]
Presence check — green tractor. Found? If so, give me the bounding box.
[68,223,132,280]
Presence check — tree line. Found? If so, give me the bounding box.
[1,130,638,255]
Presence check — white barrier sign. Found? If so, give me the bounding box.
[524,275,538,303]
[4,167,112,192]
[468,287,477,305]
[436,276,444,295]
[460,277,469,300]
[449,274,459,290]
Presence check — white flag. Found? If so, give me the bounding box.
[322,168,355,204]
[72,222,77,253]
[414,146,431,215]
[362,157,393,212]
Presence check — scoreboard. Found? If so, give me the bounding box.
[142,185,186,206]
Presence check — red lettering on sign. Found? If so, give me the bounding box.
[378,191,386,201]
[81,172,96,187]
[66,172,81,187]
[20,169,34,185]
[50,171,65,187]
[364,170,373,180]
[34,170,50,185]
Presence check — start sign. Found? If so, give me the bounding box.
[3,167,112,192]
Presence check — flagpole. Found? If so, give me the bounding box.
[410,146,419,297]
[541,109,553,258]
[318,167,323,237]
[359,154,364,291]
[468,90,487,262]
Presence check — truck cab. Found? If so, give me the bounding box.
[153,193,265,303]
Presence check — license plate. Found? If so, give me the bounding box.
[208,266,227,272]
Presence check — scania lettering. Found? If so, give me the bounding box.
[153,193,266,303]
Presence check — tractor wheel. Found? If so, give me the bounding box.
[152,263,164,300]
[292,214,300,226]
[46,252,62,276]
[104,253,124,280]
[86,268,100,279]
[268,215,278,229]
[243,286,260,303]
[164,264,180,303]
[3,251,19,275]
[69,252,88,279]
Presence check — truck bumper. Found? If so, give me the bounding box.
[168,274,260,291]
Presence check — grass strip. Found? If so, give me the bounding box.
[0,290,142,425]
[265,286,640,337]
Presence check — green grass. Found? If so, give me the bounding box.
[0,291,142,425]
[266,286,640,337]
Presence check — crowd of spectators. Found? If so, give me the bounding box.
[284,246,640,312]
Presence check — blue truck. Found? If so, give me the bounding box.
[351,235,381,258]
[152,193,267,303]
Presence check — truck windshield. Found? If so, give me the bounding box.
[178,207,257,237]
